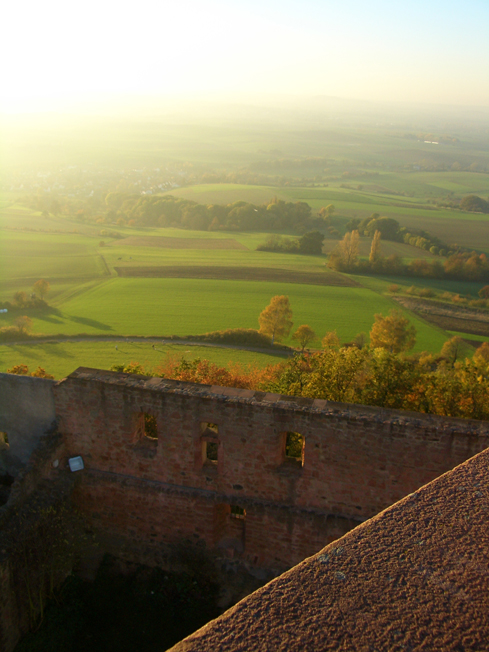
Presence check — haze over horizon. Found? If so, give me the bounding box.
[2,0,489,115]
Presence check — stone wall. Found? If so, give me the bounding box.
[0,373,56,476]
[0,431,70,652]
[54,367,489,572]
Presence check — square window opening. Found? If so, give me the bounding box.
[230,505,246,520]
[284,431,304,466]
[135,412,158,441]
[201,423,219,466]
[205,441,218,463]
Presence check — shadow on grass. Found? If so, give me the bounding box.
[68,316,114,331]
[31,306,64,325]
[35,315,64,324]
[8,343,76,360]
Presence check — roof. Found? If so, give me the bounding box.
[168,446,489,651]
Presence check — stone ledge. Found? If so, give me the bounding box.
[80,467,364,524]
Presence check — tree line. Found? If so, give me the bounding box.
[256,231,325,255]
[105,331,489,421]
[103,193,327,233]
[345,214,455,257]
[330,229,489,282]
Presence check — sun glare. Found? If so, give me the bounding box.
[1,0,489,113]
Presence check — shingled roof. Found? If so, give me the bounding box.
[168,446,489,651]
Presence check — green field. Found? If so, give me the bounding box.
[0,276,448,353]
[0,340,285,379]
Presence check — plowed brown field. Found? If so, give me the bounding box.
[114,236,248,250]
[114,265,359,287]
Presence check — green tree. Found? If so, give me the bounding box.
[258,296,293,344]
[298,231,324,255]
[369,310,416,354]
[301,347,367,402]
[460,195,489,214]
[292,325,316,352]
[33,279,50,300]
[363,217,400,240]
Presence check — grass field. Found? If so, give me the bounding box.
[0,277,448,353]
[0,340,286,379]
[113,265,357,286]
[1,231,107,298]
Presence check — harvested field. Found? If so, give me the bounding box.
[393,296,489,337]
[394,296,489,323]
[114,236,248,250]
[463,339,487,349]
[419,314,489,337]
[114,265,359,287]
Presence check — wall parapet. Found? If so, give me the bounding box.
[60,367,489,434]
[54,367,489,571]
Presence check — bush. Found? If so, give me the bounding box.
[405,286,419,295]
[419,288,435,298]
[479,285,489,299]
[6,364,54,378]
[451,294,468,305]
[0,327,34,342]
[195,329,279,348]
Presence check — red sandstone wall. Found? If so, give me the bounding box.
[54,368,489,571]
[0,432,69,652]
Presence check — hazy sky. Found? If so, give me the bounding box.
[2,0,489,113]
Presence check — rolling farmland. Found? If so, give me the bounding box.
[2,113,489,375]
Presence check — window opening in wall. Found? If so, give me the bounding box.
[285,431,304,466]
[201,422,219,465]
[205,441,218,463]
[230,505,246,519]
[135,413,158,441]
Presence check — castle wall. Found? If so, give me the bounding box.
[0,373,56,475]
[54,368,489,571]
[0,431,70,652]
